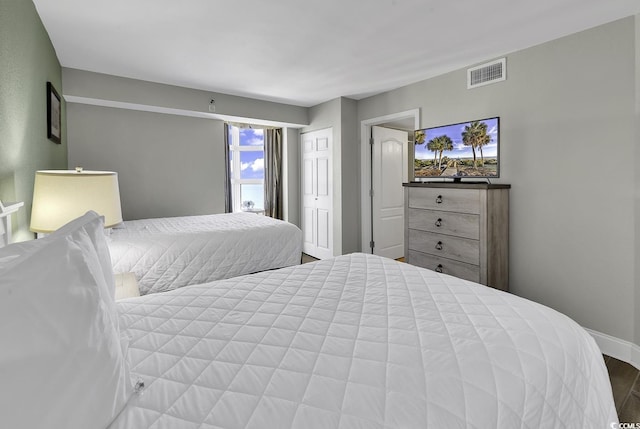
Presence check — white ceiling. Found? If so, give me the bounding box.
[33,0,639,107]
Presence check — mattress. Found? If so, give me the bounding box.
[111,253,617,428]
[108,213,302,295]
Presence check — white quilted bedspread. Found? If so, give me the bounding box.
[112,253,617,429]
[108,213,302,295]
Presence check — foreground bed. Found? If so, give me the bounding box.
[109,212,302,295]
[0,213,618,428]
[112,253,617,428]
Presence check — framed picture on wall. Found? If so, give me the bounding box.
[47,82,61,144]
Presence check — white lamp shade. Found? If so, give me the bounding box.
[30,170,123,233]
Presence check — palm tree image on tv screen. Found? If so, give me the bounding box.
[414,117,499,178]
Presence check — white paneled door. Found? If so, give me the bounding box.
[301,128,333,259]
[371,126,408,259]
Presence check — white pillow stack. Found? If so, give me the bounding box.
[0,212,134,429]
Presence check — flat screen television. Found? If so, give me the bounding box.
[414,116,499,181]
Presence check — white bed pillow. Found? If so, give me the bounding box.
[0,215,133,429]
[0,212,126,358]
[0,234,42,265]
[52,211,117,300]
[0,211,116,299]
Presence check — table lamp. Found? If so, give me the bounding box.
[30,168,123,233]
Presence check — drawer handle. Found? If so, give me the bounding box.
[435,241,443,251]
[435,264,443,273]
[436,195,443,204]
[435,218,442,227]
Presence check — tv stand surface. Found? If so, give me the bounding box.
[404,182,510,190]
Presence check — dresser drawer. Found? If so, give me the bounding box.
[408,229,479,265]
[407,250,480,283]
[408,187,481,214]
[408,208,479,240]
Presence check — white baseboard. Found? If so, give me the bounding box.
[585,328,640,371]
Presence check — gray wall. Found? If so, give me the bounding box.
[340,98,360,254]
[0,0,67,242]
[64,69,308,223]
[67,104,225,220]
[283,127,300,227]
[358,17,637,345]
[63,68,308,126]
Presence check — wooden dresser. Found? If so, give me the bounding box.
[403,182,510,291]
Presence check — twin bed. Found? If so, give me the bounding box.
[108,212,303,295]
[0,212,618,428]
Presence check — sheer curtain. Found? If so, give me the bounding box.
[223,124,232,213]
[264,128,283,219]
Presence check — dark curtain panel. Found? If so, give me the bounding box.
[264,128,283,219]
[223,123,233,213]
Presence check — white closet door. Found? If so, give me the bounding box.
[301,128,333,259]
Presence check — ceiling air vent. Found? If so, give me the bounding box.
[467,58,506,89]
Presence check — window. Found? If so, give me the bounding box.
[228,124,264,212]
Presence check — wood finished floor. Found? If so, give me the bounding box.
[605,355,640,422]
[301,253,318,264]
[300,253,640,422]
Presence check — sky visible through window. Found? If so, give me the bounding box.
[240,151,264,180]
[239,128,264,147]
[235,127,264,208]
